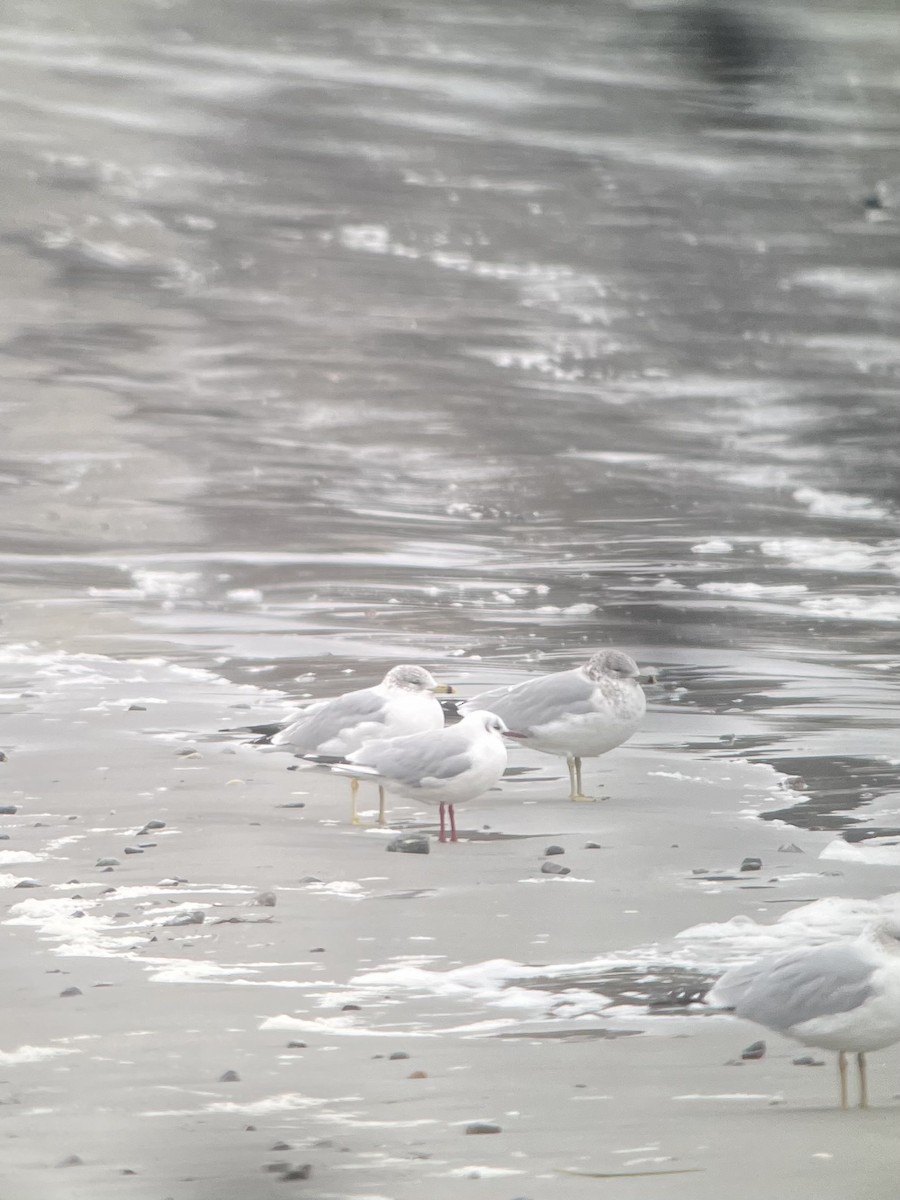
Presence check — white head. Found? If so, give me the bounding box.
[584,649,642,682]
[382,665,438,692]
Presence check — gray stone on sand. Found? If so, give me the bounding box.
[55,1155,83,1167]
[0,804,18,814]
[740,857,762,871]
[282,1164,312,1180]
[14,878,42,888]
[387,834,430,855]
[544,845,565,856]
[96,857,120,867]
[163,909,205,927]
[389,1051,410,1060]
[219,1069,240,1082]
[465,1121,501,1135]
[123,846,143,855]
[256,891,277,907]
[60,987,82,998]
[540,861,570,876]
[742,1040,766,1060]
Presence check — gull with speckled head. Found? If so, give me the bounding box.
[460,649,651,801]
[333,710,522,843]
[708,922,900,1109]
[269,665,453,824]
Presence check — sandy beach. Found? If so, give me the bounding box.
[3,651,900,1200]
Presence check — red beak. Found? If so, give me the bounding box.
[502,730,528,739]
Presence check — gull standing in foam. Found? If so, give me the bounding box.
[708,922,900,1109]
[268,665,453,824]
[333,711,522,842]
[460,649,651,801]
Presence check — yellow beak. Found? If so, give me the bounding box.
[432,683,455,695]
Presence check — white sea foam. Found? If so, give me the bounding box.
[0,1044,79,1065]
[143,1091,330,1117]
[691,540,733,554]
[793,486,889,522]
[797,594,900,622]
[761,537,900,574]
[697,582,807,598]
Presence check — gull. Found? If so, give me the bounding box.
[264,665,453,824]
[333,710,522,842]
[708,922,900,1109]
[459,649,651,801]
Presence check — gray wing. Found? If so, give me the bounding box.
[273,687,387,753]
[464,669,595,733]
[711,942,875,1032]
[350,727,473,786]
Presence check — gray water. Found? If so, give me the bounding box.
[2,0,900,831]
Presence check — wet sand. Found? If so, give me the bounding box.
[3,658,900,1200]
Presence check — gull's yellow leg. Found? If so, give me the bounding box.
[377,785,386,827]
[350,777,362,825]
[858,1051,869,1109]
[569,755,594,802]
[838,1051,849,1110]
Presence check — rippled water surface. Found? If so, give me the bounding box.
[3,0,900,835]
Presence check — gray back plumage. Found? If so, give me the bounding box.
[711,942,875,1033]
[464,670,595,733]
[350,724,476,786]
[276,687,386,753]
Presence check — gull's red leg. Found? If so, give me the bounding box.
[449,804,458,843]
[439,802,447,843]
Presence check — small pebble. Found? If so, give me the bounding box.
[55,1155,83,1168]
[742,1040,766,1060]
[163,910,205,927]
[282,1164,312,1181]
[779,843,803,853]
[342,1004,361,1012]
[386,834,430,855]
[279,801,306,809]
[793,1055,825,1067]
[298,876,322,885]
[584,841,602,849]
[408,1071,427,1079]
[465,1121,501,1135]
[309,947,325,953]
[123,846,144,855]
[127,704,146,711]
[540,861,570,876]
[219,1070,240,1082]
[96,857,120,868]
[14,878,42,888]
[177,747,200,757]
[287,1041,307,1049]
[270,1142,292,1152]
[142,820,166,831]
[256,891,277,907]
[0,804,17,814]
[389,1051,410,1060]
[544,845,565,856]
[740,857,762,872]
[120,1168,137,1175]
[60,987,82,998]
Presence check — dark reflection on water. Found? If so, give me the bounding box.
[0,0,899,831]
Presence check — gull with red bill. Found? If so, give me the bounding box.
[332,710,525,842]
